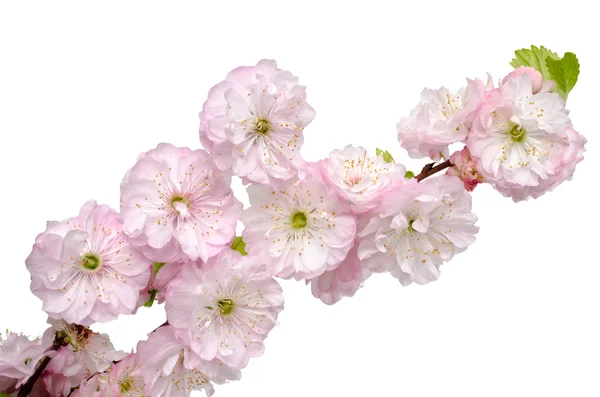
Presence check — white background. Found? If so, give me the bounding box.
[1,1,599,396]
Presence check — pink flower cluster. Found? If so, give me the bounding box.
[399,66,586,201]
[242,149,479,302]
[18,139,283,396]
[4,55,586,397]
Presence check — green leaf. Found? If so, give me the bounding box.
[153,262,165,276]
[231,236,247,256]
[1,393,11,397]
[376,148,395,163]
[143,289,158,308]
[546,52,580,100]
[510,45,559,80]
[405,170,415,179]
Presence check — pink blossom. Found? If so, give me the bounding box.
[120,143,242,263]
[242,173,356,279]
[165,249,284,369]
[0,330,53,394]
[42,321,126,397]
[137,326,238,397]
[397,77,491,160]
[199,59,316,184]
[70,354,145,397]
[309,244,370,305]
[446,147,485,191]
[319,145,405,213]
[70,374,112,397]
[467,73,579,201]
[105,354,145,397]
[495,127,586,201]
[26,201,152,325]
[358,176,479,286]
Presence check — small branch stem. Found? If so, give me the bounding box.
[415,160,452,182]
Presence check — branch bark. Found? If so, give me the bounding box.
[415,160,452,182]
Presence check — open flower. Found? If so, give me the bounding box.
[397,77,491,160]
[120,143,242,263]
[358,176,479,286]
[70,354,145,397]
[70,374,111,397]
[494,127,586,201]
[0,330,52,394]
[199,59,316,184]
[26,201,152,325]
[467,73,579,201]
[242,173,357,279]
[165,249,284,369]
[137,326,237,397]
[319,145,405,213]
[107,354,146,397]
[42,321,126,397]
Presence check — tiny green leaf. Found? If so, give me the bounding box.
[143,289,158,308]
[546,52,580,100]
[376,148,395,163]
[510,45,560,80]
[231,236,247,256]
[153,262,165,276]
[405,170,415,179]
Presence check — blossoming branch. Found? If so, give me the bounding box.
[0,45,585,397]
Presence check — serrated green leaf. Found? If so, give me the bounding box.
[510,45,560,80]
[375,148,394,163]
[231,236,247,256]
[405,170,415,179]
[546,52,580,100]
[143,289,158,308]
[153,262,165,276]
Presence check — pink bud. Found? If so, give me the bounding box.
[447,147,484,191]
[502,66,544,94]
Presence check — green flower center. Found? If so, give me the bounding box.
[217,299,235,316]
[254,117,271,134]
[119,379,133,393]
[291,212,308,229]
[508,123,527,143]
[170,195,189,207]
[82,253,101,271]
[406,219,416,235]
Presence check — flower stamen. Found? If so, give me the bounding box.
[254,117,271,135]
[170,195,189,208]
[81,253,102,271]
[217,299,235,316]
[291,212,308,229]
[508,122,527,143]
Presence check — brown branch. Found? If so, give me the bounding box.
[415,160,452,182]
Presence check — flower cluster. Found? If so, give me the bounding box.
[2,47,586,396]
[398,54,585,201]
